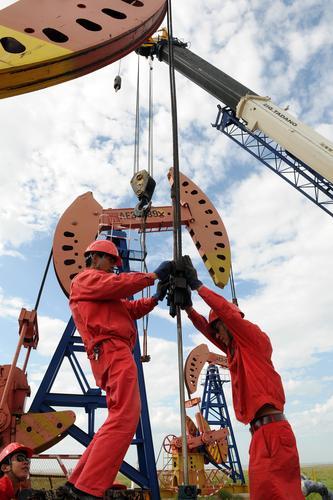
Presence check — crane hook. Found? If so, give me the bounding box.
[114,75,122,92]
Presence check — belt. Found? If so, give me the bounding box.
[250,413,287,434]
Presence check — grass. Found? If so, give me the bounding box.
[301,465,333,499]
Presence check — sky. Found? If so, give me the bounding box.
[0,0,333,478]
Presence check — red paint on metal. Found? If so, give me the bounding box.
[0,0,167,98]
[18,308,39,349]
[99,205,191,232]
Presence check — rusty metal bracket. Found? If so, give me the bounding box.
[195,412,228,464]
[19,308,39,349]
[168,413,228,460]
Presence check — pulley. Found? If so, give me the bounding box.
[130,169,156,217]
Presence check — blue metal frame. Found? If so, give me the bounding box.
[200,364,245,484]
[30,230,160,498]
[213,106,333,217]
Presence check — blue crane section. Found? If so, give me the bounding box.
[214,106,333,217]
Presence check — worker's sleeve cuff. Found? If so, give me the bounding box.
[147,272,157,284]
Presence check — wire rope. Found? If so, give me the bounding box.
[133,55,141,174]
[135,57,155,360]
[34,248,53,310]
[148,58,154,177]
[229,264,239,305]
[166,0,189,485]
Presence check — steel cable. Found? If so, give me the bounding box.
[166,0,189,485]
[133,55,140,174]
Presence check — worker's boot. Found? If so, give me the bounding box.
[104,491,145,499]
[18,489,49,499]
[70,494,102,500]
[53,482,103,500]
[54,483,76,499]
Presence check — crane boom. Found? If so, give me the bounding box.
[139,36,333,198]
[236,95,333,184]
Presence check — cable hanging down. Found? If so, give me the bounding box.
[130,57,157,362]
[131,56,156,218]
[166,0,191,488]
[133,54,140,175]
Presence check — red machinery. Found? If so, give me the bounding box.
[159,344,234,496]
[0,309,75,453]
[0,0,167,98]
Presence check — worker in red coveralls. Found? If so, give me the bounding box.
[62,239,172,499]
[182,256,304,500]
[0,442,32,499]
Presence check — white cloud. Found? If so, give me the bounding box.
[0,287,23,318]
[37,316,67,356]
[292,395,333,436]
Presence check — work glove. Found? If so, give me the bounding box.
[153,260,173,281]
[153,279,169,302]
[180,285,192,310]
[182,255,203,290]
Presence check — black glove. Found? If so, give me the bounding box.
[182,255,203,290]
[180,285,192,310]
[153,279,169,302]
[153,260,172,281]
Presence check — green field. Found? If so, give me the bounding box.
[301,465,333,499]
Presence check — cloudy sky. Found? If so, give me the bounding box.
[1,0,333,475]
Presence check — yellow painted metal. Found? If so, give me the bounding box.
[0,25,72,69]
[168,168,231,289]
[0,25,74,98]
[0,0,167,98]
[196,412,228,465]
[15,410,76,453]
[172,452,206,489]
[223,483,249,494]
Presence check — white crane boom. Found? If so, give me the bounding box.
[236,95,333,183]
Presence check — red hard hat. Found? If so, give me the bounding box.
[0,442,33,464]
[84,240,122,267]
[208,303,244,327]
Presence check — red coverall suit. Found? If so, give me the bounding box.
[187,286,303,500]
[0,475,15,499]
[69,268,157,497]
